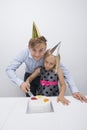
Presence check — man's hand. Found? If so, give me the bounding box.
[72,92,87,103]
[20,82,30,93]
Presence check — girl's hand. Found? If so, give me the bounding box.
[57,95,70,105]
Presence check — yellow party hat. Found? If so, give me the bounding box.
[32,22,41,38]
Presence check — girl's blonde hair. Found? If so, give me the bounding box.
[44,49,60,73]
[55,55,60,73]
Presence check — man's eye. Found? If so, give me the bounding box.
[32,49,36,52]
[39,49,43,52]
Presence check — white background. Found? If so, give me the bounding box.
[0,0,87,97]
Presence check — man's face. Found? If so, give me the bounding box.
[44,55,56,71]
[29,43,46,61]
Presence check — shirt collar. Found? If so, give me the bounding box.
[28,49,33,59]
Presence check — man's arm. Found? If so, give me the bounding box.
[60,63,79,93]
[6,50,26,87]
[6,49,30,94]
[60,63,87,102]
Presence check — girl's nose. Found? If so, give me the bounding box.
[46,63,50,68]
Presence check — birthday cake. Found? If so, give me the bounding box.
[29,95,53,113]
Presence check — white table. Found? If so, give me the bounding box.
[0,96,87,130]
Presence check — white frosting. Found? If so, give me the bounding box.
[29,96,52,113]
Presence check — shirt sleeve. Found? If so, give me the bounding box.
[6,49,27,87]
[60,63,79,94]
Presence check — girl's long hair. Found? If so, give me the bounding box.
[44,49,60,73]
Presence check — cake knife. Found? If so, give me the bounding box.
[27,90,34,97]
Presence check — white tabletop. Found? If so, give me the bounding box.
[0,96,87,130]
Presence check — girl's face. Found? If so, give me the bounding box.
[44,55,56,71]
[29,43,46,61]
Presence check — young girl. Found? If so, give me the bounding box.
[26,47,70,105]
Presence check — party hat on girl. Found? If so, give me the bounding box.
[50,41,61,54]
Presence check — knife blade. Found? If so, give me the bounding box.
[27,90,34,97]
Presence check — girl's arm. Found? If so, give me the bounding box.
[58,66,66,95]
[57,66,70,105]
[26,67,41,83]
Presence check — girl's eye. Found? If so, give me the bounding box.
[45,61,48,64]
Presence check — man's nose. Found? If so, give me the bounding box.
[35,52,40,56]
